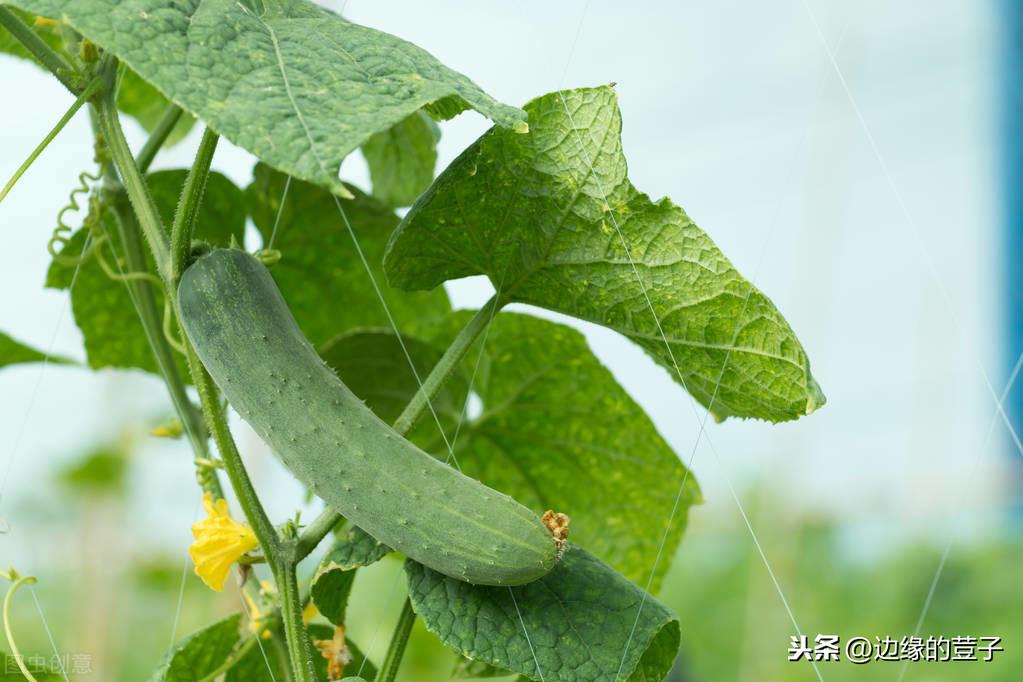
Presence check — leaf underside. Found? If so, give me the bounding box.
[4,0,526,194]
[406,548,680,682]
[386,86,825,423]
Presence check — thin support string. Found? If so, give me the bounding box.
[168,492,204,647]
[0,232,93,509]
[798,0,1023,663]
[509,587,545,682]
[236,581,278,682]
[266,175,292,251]
[893,349,1023,682]
[799,0,1023,457]
[330,195,459,467]
[29,586,69,682]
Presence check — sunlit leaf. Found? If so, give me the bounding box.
[386,86,824,422]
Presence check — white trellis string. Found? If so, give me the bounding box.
[236,580,279,682]
[797,0,1023,671]
[29,586,69,682]
[799,0,1023,458]
[266,174,292,251]
[892,349,1023,682]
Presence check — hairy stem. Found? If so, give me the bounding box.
[272,555,318,682]
[393,293,503,434]
[95,61,170,278]
[293,507,342,561]
[0,77,102,205]
[295,295,504,560]
[105,198,223,498]
[378,598,417,682]
[184,344,279,555]
[0,8,79,93]
[136,104,184,174]
[170,127,218,285]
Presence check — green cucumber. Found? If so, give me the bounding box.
[178,248,557,586]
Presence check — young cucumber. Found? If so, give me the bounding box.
[178,248,557,586]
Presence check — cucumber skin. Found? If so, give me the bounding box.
[178,249,556,586]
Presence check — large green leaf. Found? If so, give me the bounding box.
[406,548,680,682]
[0,330,72,368]
[386,86,825,423]
[4,0,526,195]
[434,312,699,589]
[0,11,192,145]
[46,170,244,375]
[246,164,451,347]
[362,110,440,207]
[149,613,241,682]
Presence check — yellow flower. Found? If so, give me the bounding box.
[314,625,353,681]
[189,493,258,592]
[303,602,319,624]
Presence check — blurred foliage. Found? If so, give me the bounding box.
[7,492,1019,681]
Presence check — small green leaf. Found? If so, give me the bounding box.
[386,86,825,423]
[245,165,451,347]
[362,110,440,207]
[5,0,525,194]
[149,613,241,682]
[0,330,71,368]
[46,171,244,375]
[430,312,700,589]
[406,548,680,682]
[311,523,390,626]
[117,68,195,147]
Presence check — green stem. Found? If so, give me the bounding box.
[0,8,79,93]
[393,293,503,435]
[2,573,39,682]
[136,104,184,174]
[295,296,504,561]
[184,344,279,554]
[94,61,170,279]
[198,634,258,682]
[378,598,416,682]
[105,198,223,499]
[293,507,342,561]
[272,557,318,682]
[0,77,102,205]
[170,127,218,285]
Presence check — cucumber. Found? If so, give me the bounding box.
[178,248,557,586]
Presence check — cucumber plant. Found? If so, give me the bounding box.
[0,2,824,681]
